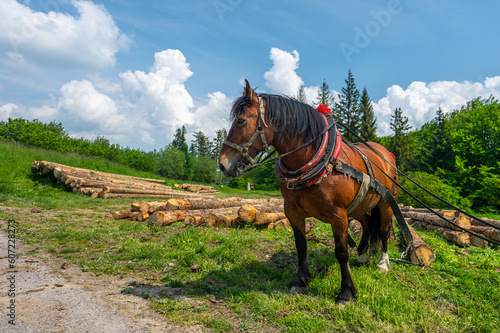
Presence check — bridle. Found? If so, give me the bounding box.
[222,97,270,167]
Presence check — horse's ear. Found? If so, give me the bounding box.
[243,79,254,101]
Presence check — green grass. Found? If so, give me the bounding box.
[1,140,499,332]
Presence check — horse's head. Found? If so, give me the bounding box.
[218,79,273,177]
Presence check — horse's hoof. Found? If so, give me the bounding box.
[337,290,356,303]
[290,286,307,294]
[377,260,390,274]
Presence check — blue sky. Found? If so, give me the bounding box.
[1,0,499,150]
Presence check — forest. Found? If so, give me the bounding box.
[1,70,498,212]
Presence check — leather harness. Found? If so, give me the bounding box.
[223,98,399,216]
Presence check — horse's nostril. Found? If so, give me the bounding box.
[219,163,226,172]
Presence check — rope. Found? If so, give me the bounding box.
[335,122,500,246]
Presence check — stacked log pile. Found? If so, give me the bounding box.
[402,206,498,248]
[113,196,290,230]
[174,183,218,194]
[31,161,206,199]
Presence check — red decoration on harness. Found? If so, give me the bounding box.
[316,104,332,115]
[390,152,396,162]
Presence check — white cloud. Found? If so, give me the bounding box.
[191,91,231,140]
[0,103,17,121]
[264,48,304,96]
[373,77,500,136]
[58,79,129,133]
[0,0,129,69]
[120,49,195,131]
[0,49,232,149]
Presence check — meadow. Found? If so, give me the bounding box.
[1,140,499,332]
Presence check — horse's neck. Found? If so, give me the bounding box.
[272,135,317,171]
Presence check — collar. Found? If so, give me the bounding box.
[274,114,342,189]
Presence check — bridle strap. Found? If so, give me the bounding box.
[223,97,269,166]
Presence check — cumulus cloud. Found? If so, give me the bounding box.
[0,49,232,149]
[191,91,231,137]
[264,48,304,96]
[373,77,500,136]
[120,49,195,131]
[0,0,129,69]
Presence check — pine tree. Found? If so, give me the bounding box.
[359,87,377,142]
[334,69,361,142]
[296,85,306,103]
[211,128,227,160]
[191,130,212,158]
[314,79,334,108]
[390,107,412,171]
[172,125,188,153]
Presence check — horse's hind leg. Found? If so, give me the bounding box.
[355,215,371,265]
[376,202,393,273]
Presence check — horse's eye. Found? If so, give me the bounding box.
[236,118,246,126]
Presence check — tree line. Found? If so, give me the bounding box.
[1,70,498,211]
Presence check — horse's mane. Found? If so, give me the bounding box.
[230,93,325,149]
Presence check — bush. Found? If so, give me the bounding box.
[398,171,471,210]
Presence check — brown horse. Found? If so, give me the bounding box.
[218,80,398,301]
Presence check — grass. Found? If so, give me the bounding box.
[1,140,499,332]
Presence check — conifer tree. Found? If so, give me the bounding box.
[314,79,334,108]
[191,130,212,158]
[172,125,188,152]
[359,87,378,142]
[296,85,306,103]
[334,69,361,142]
[211,128,227,160]
[390,107,412,170]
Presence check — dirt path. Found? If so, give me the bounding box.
[0,220,206,333]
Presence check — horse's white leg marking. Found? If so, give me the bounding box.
[377,251,390,273]
[357,251,370,265]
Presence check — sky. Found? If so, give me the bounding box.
[1,0,499,150]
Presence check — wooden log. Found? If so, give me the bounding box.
[470,217,500,229]
[267,218,290,230]
[255,212,286,225]
[184,215,203,225]
[238,204,284,223]
[470,225,500,242]
[100,193,179,199]
[113,210,133,219]
[402,211,471,231]
[348,218,363,237]
[149,210,186,227]
[165,197,276,211]
[206,213,239,227]
[238,204,258,223]
[131,212,141,221]
[102,187,174,195]
[131,202,143,212]
[305,219,318,234]
[402,219,436,268]
[412,220,470,247]
[136,213,150,222]
[36,161,166,185]
[184,207,240,226]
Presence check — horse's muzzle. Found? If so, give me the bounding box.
[218,160,245,178]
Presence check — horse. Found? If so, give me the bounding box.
[218,80,398,301]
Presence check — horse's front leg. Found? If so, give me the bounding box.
[286,209,310,294]
[331,211,357,301]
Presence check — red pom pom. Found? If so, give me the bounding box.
[316,104,331,115]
